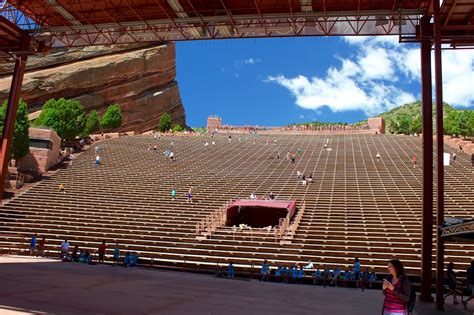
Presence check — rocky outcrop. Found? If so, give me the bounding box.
[0,43,186,133]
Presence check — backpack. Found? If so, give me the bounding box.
[402,277,417,313]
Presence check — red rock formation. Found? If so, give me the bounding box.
[0,43,186,133]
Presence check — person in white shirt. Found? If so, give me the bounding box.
[250,192,257,200]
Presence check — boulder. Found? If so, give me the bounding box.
[0,43,186,133]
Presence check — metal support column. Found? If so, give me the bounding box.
[433,0,445,310]
[419,14,434,303]
[0,53,28,200]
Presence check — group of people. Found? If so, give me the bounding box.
[443,260,474,310]
[31,235,138,267]
[170,187,194,202]
[296,171,313,186]
[256,258,376,288]
[249,192,275,200]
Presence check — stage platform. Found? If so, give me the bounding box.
[0,256,469,315]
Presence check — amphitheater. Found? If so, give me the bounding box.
[0,132,473,278]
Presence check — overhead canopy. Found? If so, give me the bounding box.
[0,0,433,48]
[226,199,296,228]
[441,219,474,242]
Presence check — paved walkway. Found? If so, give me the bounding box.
[0,256,470,315]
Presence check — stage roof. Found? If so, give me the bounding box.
[0,0,473,60]
[228,199,296,210]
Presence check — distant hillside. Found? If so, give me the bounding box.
[377,101,454,134]
[295,101,473,137]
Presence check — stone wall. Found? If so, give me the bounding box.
[18,128,61,175]
[0,43,186,133]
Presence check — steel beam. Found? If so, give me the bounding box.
[419,14,434,303]
[0,50,28,200]
[433,0,445,310]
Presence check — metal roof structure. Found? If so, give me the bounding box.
[0,0,472,60]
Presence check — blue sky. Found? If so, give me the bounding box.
[176,37,474,128]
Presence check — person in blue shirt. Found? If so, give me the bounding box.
[123,252,131,267]
[331,266,341,287]
[353,258,361,288]
[369,270,377,288]
[323,265,332,287]
[30,234,37,255]
[313,268,321,285]
[290,265,298,283]
[275,266,282,282]
[343,268,353,287]
[112,243,120,266]
[130,253,138,267]
[260,259,270,281]
[282,266,289,284]
[227,262,235,279]
[296,266,304,284]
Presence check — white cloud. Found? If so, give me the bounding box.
[267,36,473,115]
[345,36,474,108]
[236,58,261,65]
[243,58,261,64]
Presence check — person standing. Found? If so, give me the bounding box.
[187,187,193,203]
[60,239,70,260]
[98,240,106,264]
[113,243,120,266]
[382,259,412,315]
[412,155,417,168]
[353,258,361,288]
[170,188,177,200]
[30,234,37,255]
[444,262,459,305]
[463,260,474,309]
[37,237,46,256]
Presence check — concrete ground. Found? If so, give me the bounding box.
[0,256,470,315]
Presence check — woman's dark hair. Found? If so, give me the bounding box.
[389,259,405,278]
[448,262,454,269]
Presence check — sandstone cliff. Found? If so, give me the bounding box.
[0,43,186,133]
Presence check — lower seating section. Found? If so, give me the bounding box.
[0,133,473,275]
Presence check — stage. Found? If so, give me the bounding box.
[0,256,469,315]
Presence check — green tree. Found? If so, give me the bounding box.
[458,110,472,138]
[158,112,171,132]
[100,104,122,131]
[444,110,460,136]
[83,110,100,136]
[34,98,86,141]
[467,111,474,137]
[172,124,184,132]
[0,100,30,160]
[410,115,422,135]
[392,113,412,135]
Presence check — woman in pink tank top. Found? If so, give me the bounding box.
[382,259,412,315]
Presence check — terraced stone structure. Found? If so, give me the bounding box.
[0,133,473,276]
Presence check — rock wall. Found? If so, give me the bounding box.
[0,43,186,133]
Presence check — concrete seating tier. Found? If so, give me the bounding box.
[0,133,473,276]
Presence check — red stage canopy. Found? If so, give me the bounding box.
[228,199,296,212]
[226,199,296,228]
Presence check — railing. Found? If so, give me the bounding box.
[274,202,305,243]
[195,201,230,239]
[15,172,25,189]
